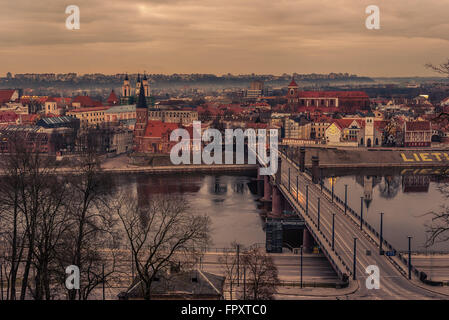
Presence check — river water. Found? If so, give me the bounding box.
[114,173,266,248]
[113,170,449,252]
[322,171,449,252]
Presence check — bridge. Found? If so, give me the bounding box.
[254,146,448,299]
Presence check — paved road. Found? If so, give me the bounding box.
[200,252,339,284]
[278,152,447,299]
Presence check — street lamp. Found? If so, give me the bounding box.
[344,184,348,214]
[320,169,323,192]
[408,236,412,280]
[379,213,384,255]
[353,238,357,280]
[332,213,335,251]
[331,177,334,202]
[317,197,321,231]
[300,245,303,288]
[306,185,309,216]
[360,197,364,230]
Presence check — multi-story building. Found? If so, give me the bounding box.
[283,117,311,140]
[0,124,76,155]
[147,109,198,125]
[404,121,432,147]
[108,128,134,155]
[286,78,370,113]
[44,97,60,115]
[104,105,136,125]
[246,80,265,99]
[311,120,330,140]
[67,106,108,129]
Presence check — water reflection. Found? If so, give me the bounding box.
[324,172,449,251]
[114,173,265,248]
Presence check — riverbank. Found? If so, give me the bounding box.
[301,147,449,169]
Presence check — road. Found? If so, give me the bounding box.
[199,252,339,284]
[278,152,448,299]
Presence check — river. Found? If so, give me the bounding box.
[113,169,449,253]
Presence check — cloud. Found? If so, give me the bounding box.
[0,0,448,76]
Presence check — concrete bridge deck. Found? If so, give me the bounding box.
[256,147,449,299]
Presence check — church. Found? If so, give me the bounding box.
[120,73,153,106]
[286,77,370,113]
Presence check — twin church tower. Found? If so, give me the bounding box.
[120,73,152,105]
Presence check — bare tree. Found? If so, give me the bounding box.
[0,134,63,300]
[218,242,242,300]
[241,247,279,300]
[424,181,449,247]
[113,193,210,300]
[0,129,119,300]
[58,129,119,300]
[0,149,27,300]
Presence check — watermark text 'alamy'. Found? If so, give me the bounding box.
[169,121,278,175]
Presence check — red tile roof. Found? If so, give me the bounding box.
[332,119,364,129]
[299,91,369,98]
[0,89,16,103]
[69,106,108,113]
[144,121,179,138]
[72,96,102,108]
[288,78,298,87]
[405,121,431,131]
[106,90,119,105]
[0,111,19,123]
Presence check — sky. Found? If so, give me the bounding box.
[0,0,448,77]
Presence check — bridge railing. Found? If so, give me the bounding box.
[318,181,425,279]
[280,142,428,282]
[276,174,350,285]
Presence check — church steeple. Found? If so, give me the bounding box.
[136,73,142,95]
[134,79,148,145]
[142,73,150,97]
[122,74,131,98]
[136,80,147,109]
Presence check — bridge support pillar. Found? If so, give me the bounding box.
[257,167,264,198]
[302,228,314,253]
[272,186,282,217]
[263,175,272,201]
[311,155,320,184]
[299,147,306,172]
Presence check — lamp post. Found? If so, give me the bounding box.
[332,213,335,251]
[353,238,357,280]
[344,184,348,214]
[331,178,334,202]
[379,213,384,255]
[317,197,321,231]
[360,197,364,230]
[288,167,291,192]
[408,236,412,280]
[306,185,309,216]
[320,169,323,192]
[296,175,299,202]
[300,245,303,288]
